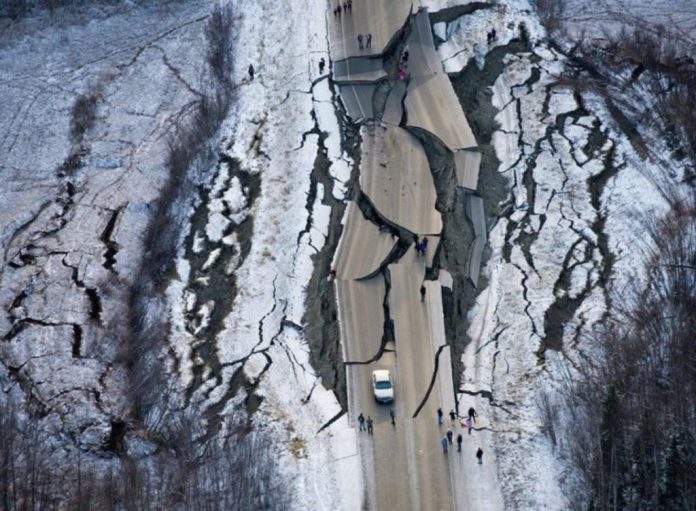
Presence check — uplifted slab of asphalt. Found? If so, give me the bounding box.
[360,124,442,235]
[336,276,386,363]
[403,10,477,151]
[338,83,375,122]
[405,7,442,78]
[406,74,477,151]
[332,200,397,280]
[382,80,406,125]
[327,0,414,61]
[466,194,487,287]
[454,149,481,190]
[333,57,388,84]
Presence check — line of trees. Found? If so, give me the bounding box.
[0,393,292,510]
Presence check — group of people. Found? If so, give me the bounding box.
[357,33,372,50]
[332,0,352,17]
[437,406,484,463]
[357,410,396,436]
[356,404,484,464]
[357,413,374,435]
[397,45,410,80]
[486,28,497,46]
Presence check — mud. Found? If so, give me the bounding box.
[302,80,358,410]
[183,155,261,396]
[436,39,528,393]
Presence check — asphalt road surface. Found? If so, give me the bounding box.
[330,2,483,509]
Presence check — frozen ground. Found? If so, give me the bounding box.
[0,0,355,508]
[0,0,210,450]
[436,0,691,509]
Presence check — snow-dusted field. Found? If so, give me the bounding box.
[435,0,691,508]
[1,0,355,507]
[0,0,211,448]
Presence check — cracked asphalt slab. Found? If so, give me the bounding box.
[360,124,442,236]
[332,200,397,280]
[327,0,415,62]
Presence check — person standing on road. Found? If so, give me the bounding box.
[476,447,483,464]
[465,417,473,435]
[446,430,453,444]
[437,407,444,425]
[389,408,395,426]
[357,34,364,50]
[366,416,374,435]
[468,406,477,423]
[248,64,255,81]
[457,434,463,452]
[449,409,456,422]
[336,4,342,17]
[420,284,426,303]
[358,413,365,431]
[347,0,352,12]
[366,33,372,49]
[441,437,448,454]
[319,57,326,74]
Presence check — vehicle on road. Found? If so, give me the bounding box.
[372,369,394,403]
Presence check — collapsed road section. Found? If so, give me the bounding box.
[327,2,502,509]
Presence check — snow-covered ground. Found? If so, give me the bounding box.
[435,0,690,509]
[1,0,356,507]
[2,0,692,508]
[0,0,211,449]
[175,0,360,507]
